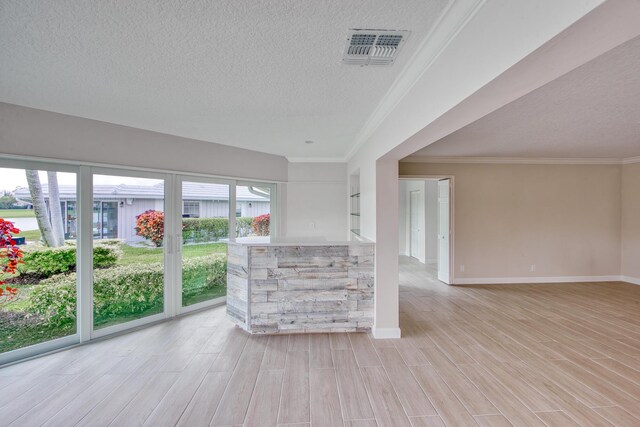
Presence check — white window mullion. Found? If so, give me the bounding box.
[77,166,93,341]
[229,184,237,242]
[163,174,178,317]
[174,176,184,312]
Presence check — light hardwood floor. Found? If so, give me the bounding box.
[2,256,640,426]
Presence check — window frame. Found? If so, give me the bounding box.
[0,154,280,366]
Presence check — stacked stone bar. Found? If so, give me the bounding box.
[227,242,374,334]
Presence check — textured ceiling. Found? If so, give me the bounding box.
[412,35,640,160]
[0,0,450,159]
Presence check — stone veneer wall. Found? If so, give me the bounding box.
[227,243,374,334]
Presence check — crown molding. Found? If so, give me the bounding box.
[344,0,487,162]
[286,157,346,164]
[401,156,626,165]
[622,156,640,164]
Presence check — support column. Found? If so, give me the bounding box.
[372,158,401,339]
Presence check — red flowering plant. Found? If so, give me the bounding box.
[135,210,165,247]
[0,218,23,301]
[252,213,270,236]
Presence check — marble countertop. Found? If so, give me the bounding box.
[229,236,373,246]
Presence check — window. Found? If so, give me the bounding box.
[236,184,272,237]
[92,173,166,331]
[182,200,200,218]
[0,155,277,365]
[180,181,229,307]
[0,166,78,360]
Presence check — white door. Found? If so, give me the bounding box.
[437,179,451,284]
[410,190,421,259]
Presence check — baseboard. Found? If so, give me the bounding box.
[454,275,622,285]
[621,276,640,285]
[372,327,401,339]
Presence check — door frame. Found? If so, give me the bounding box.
[90,167,173,339]
[409,190,421,260]
[175,175,235,315]
[400,175,455,285]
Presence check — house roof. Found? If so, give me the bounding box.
[14,182,270,202]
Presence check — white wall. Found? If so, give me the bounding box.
[398,180,407,255]
[0,103,288,182]
[398,179,438,263]
[407,181,425,261]
[424,180,438,263]
[621,162,640,283]
[284,162,348,241]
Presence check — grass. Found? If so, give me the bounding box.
[0,209,35,218]
[117,242,227,265]
[0,320,75,354]
[15,229,41,242]
[1,239,228,354]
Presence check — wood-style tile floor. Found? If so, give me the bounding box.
[2,256,640,426]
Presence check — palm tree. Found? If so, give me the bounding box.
[25,170,63,247]
[47,171,65,245]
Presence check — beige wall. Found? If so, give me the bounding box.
[622,162,640,280]
[400,162,622,280]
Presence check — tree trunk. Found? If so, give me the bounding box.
[47,171,65,246]
[25,170,58,247]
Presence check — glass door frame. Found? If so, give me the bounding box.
[89,167,174,339]
[175,175,235,315]
[0,154,281,366]
[0,158,81,366]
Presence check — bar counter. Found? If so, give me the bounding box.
[226,237,374,334]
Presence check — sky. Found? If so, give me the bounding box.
[0,168,161,193]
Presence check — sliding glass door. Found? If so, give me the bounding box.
[92,172,167,332]
[0,156,279,365]
[179,178,230,310]
[0,164,79,364]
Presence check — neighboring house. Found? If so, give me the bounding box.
[14,182,270,242]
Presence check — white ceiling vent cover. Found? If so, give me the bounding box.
[343,29,410,66]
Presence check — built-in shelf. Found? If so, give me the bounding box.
[350,172,360,240]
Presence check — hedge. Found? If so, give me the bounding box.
[18,241,120,279]
[236,217,254,237]
[182,217,255,241]
[29,254,227,327]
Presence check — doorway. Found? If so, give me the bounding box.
[399,178,453,284]
[409,190,421,258]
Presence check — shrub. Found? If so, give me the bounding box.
[252,213,270,236]
[29,254,227,326]
[137,212,258,244]
[182,217,228,243]
[183,217,256,241]
[135,210,165,247]
[0,218,23,300]
[236,217,254,237]
[18,243,120,279]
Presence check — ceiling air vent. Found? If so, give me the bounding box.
[343,29,410,66]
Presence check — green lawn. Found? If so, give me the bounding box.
[0,209,35,218]
[118,242,227,265]
[15,229,41,242]
[1,240,228,354]
[0,319,75,354]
